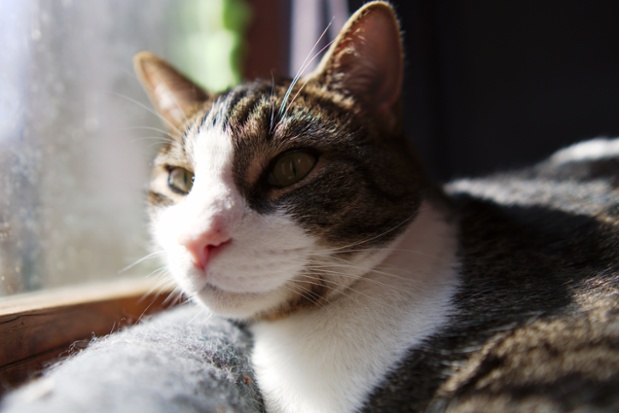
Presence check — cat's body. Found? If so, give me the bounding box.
[135,2,619,412]
[368,138,619,412]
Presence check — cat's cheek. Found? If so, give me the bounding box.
[205,256,303,294]
[201,213,317,294]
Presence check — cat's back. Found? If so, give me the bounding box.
[448,137,619,292]
[442,139,619,412]
[366,138,619,412]
[440,138,619,411]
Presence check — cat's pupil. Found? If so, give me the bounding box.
[167,167,194,194]
[268,151,317,188]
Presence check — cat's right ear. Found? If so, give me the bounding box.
[134,52,210,131]
[310,2,403,131]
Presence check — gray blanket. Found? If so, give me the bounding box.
[0,305,264,413]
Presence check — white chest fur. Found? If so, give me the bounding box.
[250,203,460,413]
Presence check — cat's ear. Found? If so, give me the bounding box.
[134,52,210,131]
[312,2,403,128]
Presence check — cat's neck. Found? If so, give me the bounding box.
[250,200,460,413]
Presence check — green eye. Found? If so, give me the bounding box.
[167,167,194,194]
[268,151,317,188]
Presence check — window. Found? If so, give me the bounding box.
[0,0,248,297]
[0,0,256,392]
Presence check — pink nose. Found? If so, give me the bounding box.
[178,229,231,270]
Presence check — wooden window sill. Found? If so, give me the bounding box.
[0,278,177,395]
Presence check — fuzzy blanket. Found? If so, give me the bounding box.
[0,305,264,413]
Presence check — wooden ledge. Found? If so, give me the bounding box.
[0,277,178,395]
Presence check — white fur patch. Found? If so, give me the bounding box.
[550,137,619,164]
[251,203,459,413]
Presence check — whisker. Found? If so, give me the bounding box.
[185,305,214,325]
[138,271,174,298]
[282,282,331,311]
[293,275,402,313]
[306,245,415,259]
[311,213,418,255]
[305,263,407,283]
[119,250,167,274]
[110,92,182,135]
[284,39,335,115]
[129,136,173,144]
[162,286,188,307]
[126,136,176,150]
[279,20,333,117]
[148,269,173,284]
[269,71,277,133]
[301,266,410,294]
[116,125,173,136]
[136,273,175,319]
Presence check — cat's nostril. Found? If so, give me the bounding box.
[178,231,231,271]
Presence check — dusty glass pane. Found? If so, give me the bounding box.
[0,0,247,296]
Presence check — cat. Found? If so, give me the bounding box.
[134,2,619,412]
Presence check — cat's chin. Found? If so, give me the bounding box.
[193,281,293,320]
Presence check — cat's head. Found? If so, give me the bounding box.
[135,2,429,320]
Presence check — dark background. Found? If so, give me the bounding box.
[348,0,619,181]
[245,1,619,182]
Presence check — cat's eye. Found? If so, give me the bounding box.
[268,151,317,188]
[167,167,195,194]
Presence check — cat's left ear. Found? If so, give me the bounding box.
[134,52,211,131]
[312,2,403,129]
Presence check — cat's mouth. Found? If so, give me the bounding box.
[201,239,231,270]
[179,232,232,271]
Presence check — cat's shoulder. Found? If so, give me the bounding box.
[446,137,619,221]
[535,137,619,185]
[444,137,619,286]
[548,137,619,165]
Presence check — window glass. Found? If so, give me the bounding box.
[0,0,248,296]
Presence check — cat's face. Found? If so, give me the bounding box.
[137,2,425,320]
